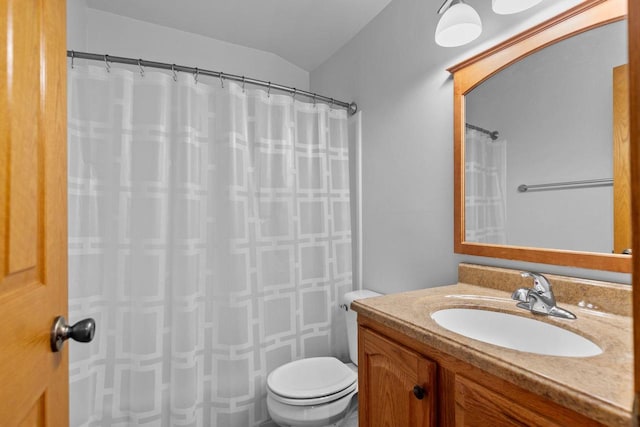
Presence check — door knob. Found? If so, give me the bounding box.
[50,316,96,352]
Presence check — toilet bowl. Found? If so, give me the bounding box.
[267,357,357,427]
[266,289,381,427]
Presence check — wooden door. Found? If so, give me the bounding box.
[613,64,631,255]
[630,0,640,423]
[358,327,436,427]
[0,0,68,425]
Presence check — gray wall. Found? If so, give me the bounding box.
[310,0,631,292]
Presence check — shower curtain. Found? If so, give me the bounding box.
[67,64,353,427]
[465,128,507,244]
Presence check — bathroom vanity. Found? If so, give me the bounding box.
[418,1,635,424]
[353,264,632,427]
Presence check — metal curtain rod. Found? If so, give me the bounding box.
[518,178,613,193]
[67,50,358,115]
[465,123,499,140]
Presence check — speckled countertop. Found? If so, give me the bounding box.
[351,263,633,427]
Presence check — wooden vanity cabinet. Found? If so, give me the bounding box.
[358,318,605,427]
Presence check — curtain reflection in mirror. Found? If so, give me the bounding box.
[465,127,507,244]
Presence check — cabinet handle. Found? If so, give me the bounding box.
[413,385,426,400]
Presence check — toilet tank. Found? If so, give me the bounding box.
[343,289,382,365]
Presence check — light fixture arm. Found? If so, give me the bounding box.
[437,0,458,14]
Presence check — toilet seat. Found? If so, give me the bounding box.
[267,357,357,406]
[268,379,357,406]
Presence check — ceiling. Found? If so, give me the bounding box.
[85,0,393,71]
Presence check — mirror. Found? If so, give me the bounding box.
[465,20,627,253]
[450,0,631,272]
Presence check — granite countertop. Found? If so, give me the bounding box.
[351,264,633,427]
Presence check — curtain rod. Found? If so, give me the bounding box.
[67,50,358,115]
[465,123,499,140]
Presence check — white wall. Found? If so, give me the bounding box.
[310,0,631,293]
[66,1,309,90]
[67,0,88,50]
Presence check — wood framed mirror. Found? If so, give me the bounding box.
[450,0,631,273]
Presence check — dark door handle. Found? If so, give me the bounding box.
[50,316,96,352]
[413,385,426,400]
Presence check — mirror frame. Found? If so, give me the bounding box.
[450,0,630,273]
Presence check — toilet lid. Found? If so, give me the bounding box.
[267,357,357,400]
[268,379,357,406]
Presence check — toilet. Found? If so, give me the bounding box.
[266,289,381,427]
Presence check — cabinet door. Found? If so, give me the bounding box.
[455,376,602,427]
[359,327,436,427]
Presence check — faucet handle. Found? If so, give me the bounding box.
[520,271,552,294]
[511,288,529,303]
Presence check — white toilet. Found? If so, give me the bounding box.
[266,289,381,427]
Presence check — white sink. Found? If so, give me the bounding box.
[431,308,602,357]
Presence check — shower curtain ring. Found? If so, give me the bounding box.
[313,94,317,107]
[194,67,199,84]
[70,50,75,69]
[292,88,296,101]
[267,82,271,98]
[138,59,144,77]
[104,54,111,73]
[242,76,246,93]
[172,64,178,82]
[219,73,224,88]
[330,98,334,109]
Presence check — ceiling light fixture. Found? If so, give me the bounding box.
[491,0,542,15]
[436,0,545,47]
[492,0,543,15]
[435,0,482,47]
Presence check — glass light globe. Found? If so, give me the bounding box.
[435,2,482,47]
[492,0,543,15]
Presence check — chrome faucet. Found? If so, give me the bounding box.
[511,271,576,319]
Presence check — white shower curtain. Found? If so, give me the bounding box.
[465,128,507,244]
[67,64,353,426]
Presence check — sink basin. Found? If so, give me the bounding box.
[431,308,602,357]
